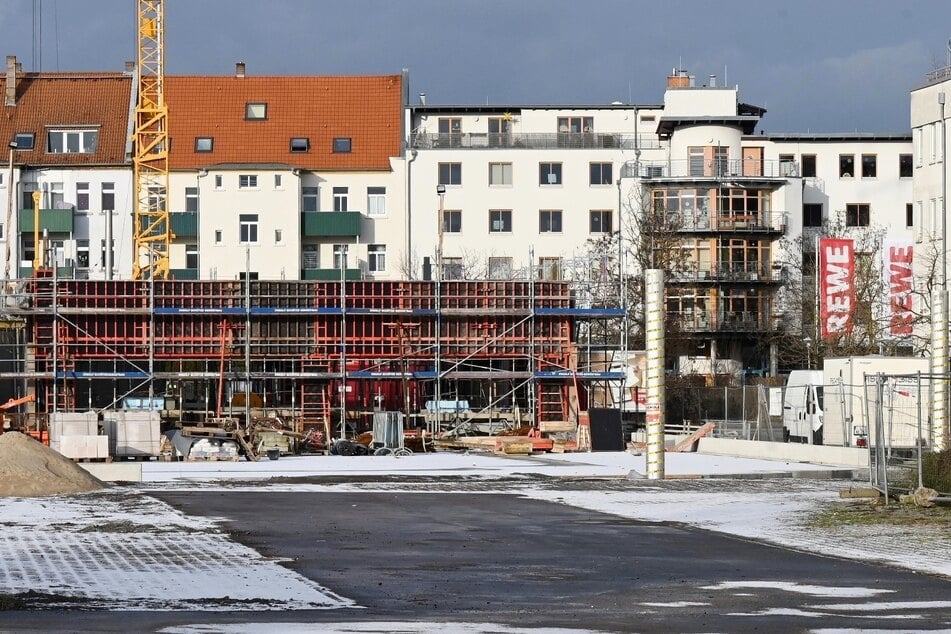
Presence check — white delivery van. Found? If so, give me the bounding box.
[782,369,824,444]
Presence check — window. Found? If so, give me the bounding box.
[47,129,98,153]
[557,116,593,133]
[195,137,214,152]
[489,209,512,233]
[76,182,89,212]
[539,257,562,280]
[442,209,461,233]
[861,154,877,178]
[442,257,463,280]
[779,154,797,177]
[274,174,282,189]
[368,244,386,273]
[302,245,318,269]
[13,133,34,150]
[487,117,512,147]
[21,181,37,210]
[185,187,199,213]
[214,175,223,189]
[147,185,166,212]
[239,174,258,189]
[906,203,914,228]
[49,182,64,208]
[101,182,115,211]
[333,187,349,211]
[803,203,823,227]
[214,230,223,244]
[76,240,89,268]
[239,214,259,243]
[333,245,348,269]
[438,162,462,186]
[488,257,512,279]
[333,138,352,153]
[290,137,310,153]
[489,162,512,186]
[539,162,562,185]
[589,209,613,233]
[589,162,612,185]
[100,239,114,271]
[274,229,283,244]
[245,103,267,120]
[839,154,854,177]
[302,187,319,212]
[846,203,870,227]
[899,154,913,178]
[933,124,940,162]
[539,209,562,233]
[438,118,462,147]
[186,244,199,269]
[801,154,817,178]
[367,187,386,216]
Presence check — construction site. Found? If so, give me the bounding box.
[0,272,630,460]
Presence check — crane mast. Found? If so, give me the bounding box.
[132,0,170,280]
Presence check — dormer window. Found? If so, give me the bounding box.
[245,103,267,120]
[333,137,352,153]
[13,133,34,150]
[195,137,214,152]
[47,128,98,154]
[290,137,310,153]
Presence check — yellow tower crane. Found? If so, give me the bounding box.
[132,0,170,279]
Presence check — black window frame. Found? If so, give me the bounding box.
[899,154,913,178]
[846,203,870,227]
[332,137,352,153]
[802,203,823,227]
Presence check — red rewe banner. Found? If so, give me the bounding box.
[819,237,855,339]
[882,240,914,336]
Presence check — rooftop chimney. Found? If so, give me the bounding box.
[418,92,426,105]
[235,62,246,78]
[709,74,717,88]
[667,68,690,89]
[5,55,16,107]
[124,60,135,73]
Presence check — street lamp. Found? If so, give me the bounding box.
[434,184,446,430]
[337,244,348,440]
[804,336,812,370]
[4,140,16,281]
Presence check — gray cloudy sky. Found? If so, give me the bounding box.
[1,0,950,132]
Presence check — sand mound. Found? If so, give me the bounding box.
[0,432,105,497]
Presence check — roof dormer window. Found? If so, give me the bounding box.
[47,128,98,154]
[195,137,214,152]
[333,137,352,153]
[290,137,310,153]
[245,103,267,120]
[13,133,34,150]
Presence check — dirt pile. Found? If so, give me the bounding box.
[0,432,105,496]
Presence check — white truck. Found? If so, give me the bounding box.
[822,355,929,449]
[782,355,930,448]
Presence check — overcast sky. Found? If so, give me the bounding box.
[1,0,950,133]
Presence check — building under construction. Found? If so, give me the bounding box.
[0,273,626,443]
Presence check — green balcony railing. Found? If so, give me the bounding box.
[302,211,361,237]
[169,268,199,280]
[170,213,198,238]
[18,208,74,233]
[301,268,362,281]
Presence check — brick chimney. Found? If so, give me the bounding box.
[5,55,17,107]
[667,68,690,89]
[235,62,246,78]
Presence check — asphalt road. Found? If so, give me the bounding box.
[3,489,950,632]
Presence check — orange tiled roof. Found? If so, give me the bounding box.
[0,72,132,166]
[166,74,403,171]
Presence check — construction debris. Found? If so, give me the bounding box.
[0,431,105,496]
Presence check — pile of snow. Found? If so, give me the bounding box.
[0,431,104,496]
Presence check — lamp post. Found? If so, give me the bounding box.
[435,184,445,429]
[804,337,812,370]
[337,244,348,440]
[4,141,16,281]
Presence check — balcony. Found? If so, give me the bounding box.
[659,211,786,233]
[170,213,198,238]
[411,132,661,151]
[169,268,199,280]
[302,212,362,238]
[302,268,362,281]
[623,158,792,180]
[18,208,74,233]
[670,310,777,333]
[669,262,781,284]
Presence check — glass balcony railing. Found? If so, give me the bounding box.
[411,132,662,150]
[623,158,795,179]
[657,211,786,232]
[668,310,777,333]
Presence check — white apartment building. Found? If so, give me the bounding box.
[0,57,135,281]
